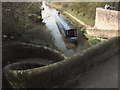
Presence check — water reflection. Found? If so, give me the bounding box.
[42,2,90,57]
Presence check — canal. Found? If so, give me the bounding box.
[42,2,90,57]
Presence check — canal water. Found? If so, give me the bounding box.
[42,2,90,57]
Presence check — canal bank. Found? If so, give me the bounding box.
[46,2,101,46]
[42,2,90,57]
[2,2,57,49]
[2,2,119,88]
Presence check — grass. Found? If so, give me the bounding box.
[47,2,101,46]
[52,2,119,25]
[47,2,94,25]
[83,32,101,45]
[88,38,101,45]
[60,5,101,45]
[47,3,82,29]
[60,8,94,25]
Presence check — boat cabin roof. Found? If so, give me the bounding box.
[57,15,76,30]
[66,29,76,31]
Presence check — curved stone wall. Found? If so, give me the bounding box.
[2,43,65,67]
[3,36,119,88]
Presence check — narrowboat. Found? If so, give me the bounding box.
[56,15,78,42]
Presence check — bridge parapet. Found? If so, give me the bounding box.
[3,36,119,88]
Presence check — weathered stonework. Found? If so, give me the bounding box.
[94,8,120,31]
[86,29,120,39]
[87,8,120,39]
[3,36,119,88]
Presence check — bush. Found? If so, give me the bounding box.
[88,38,101,45]
[2,2,55,48]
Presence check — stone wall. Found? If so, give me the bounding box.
[3,36,119,88]
[86,29,120,39]
[94,8,120,30]
[2,43,65,68]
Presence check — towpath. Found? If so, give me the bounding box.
[63,11,95,29]
[47,3,94,29]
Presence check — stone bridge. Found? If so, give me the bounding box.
[3,36,119,88]
[87,8,120,39]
